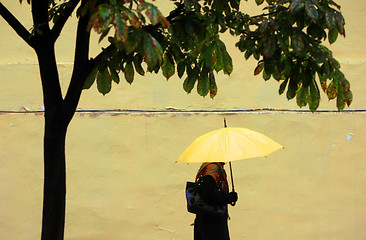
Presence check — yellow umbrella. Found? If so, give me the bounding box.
[177,119,283,191]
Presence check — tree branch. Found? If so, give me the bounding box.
[51,0,81,41]
[62,0,91,124]
[31,0,50,33]
[0,2,33,47]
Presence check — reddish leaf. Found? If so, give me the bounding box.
[254,62,264,76]
[142,33,163,71]
[318,72,327,92]
[335,11,346,36]
[138,2,159,25]
[138,2,170,27]
[115,17,128,43]
[326,78,338,100]
[124,9,141,29]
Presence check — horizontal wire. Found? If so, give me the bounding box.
[1,108,366,114]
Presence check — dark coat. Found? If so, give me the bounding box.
[194,163,234,240]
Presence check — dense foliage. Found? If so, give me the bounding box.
[54,0,352,111]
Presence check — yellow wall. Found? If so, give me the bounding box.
[1,1,366,239]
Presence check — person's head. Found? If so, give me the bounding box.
[200,162,225,168]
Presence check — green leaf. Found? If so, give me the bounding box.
[162,53,175,80]
[115,17,128,43]
[245,49,253,60]
[177,61,186,78]
[291,31,306,56]
[124,62,134,84]
[328,28,338,44]
[99,27,111,43]
[222,50,233,75]
[287,74,298,100]
[283,58,293,78]
[263,70,271,81]
[317,72,327,92]
[305,0,318,20]
[272,67,282,81]
[202,43,214,66]
[279,78,289,95]
[133,56,145,76]
[307,23,326,40]
[309,80,320,112]
[253,51,260,61]
[255,0,265,5]
[213,43,224,72]
[229,0,240,10]
[138,2,169,27]
[325,10,336,28]
[123,30,141,54]
[334,11,346,36]
[290,0,304,12]
[296,85,309,108]
[83,67,98,89]
[336,88,345,111]
[124,8,141,29]
[209,71,217,98]
[263,36,276,58]
[109,67,120,84]
[197,67,210,97]
[138,2,159,25]
[183,67,197,94]
[97,69,112,95]
[142,33,163,71]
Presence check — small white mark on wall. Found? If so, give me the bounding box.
[347,133,353,142]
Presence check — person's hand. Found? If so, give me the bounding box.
[228,191,238,206]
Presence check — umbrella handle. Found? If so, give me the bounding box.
[229,162,236,206]
[226,121,236,207]
[229,162,235,191]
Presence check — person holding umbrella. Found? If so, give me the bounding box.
[177,119,283,239]
[193,162,238,240]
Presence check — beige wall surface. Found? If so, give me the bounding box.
[1,0,366,240]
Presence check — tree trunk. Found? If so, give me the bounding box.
[34,38,68,240]
[32,2,90,238]
[41,119,68,240]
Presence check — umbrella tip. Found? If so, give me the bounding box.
[224,118,227,128]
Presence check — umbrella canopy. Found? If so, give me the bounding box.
[177,127,283,164]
